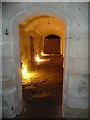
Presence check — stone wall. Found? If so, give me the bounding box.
[0,0,89,2]
[0,1,2,119]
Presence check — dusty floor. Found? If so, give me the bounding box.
[16,55,63,118]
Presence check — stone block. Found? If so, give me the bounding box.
[79,75,88,97]
[2,60,13,78]
[2,80,15,90]
[2,43,12,59]
[69,38,88,58]
[65,106,88,118]
[68,74,80,97]
[68,57,88,74]
[67,73,88,97]
[0,106,2,119]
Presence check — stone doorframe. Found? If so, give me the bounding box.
[9,7,71,117]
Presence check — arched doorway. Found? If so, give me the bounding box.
[7,6,70,118]
[44,34,60,54]
[18,15,65,118]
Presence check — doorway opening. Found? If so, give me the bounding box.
[18,15,65,118]
[44,34,60,54]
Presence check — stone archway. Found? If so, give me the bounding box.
[8,7,70,118]
[44,34,61,54]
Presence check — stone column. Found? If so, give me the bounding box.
[2,23,22,118]
[64,5,88,117]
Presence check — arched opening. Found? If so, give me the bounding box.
[6,5,71,117]
[18,15,66,118]
[44,34,61,54]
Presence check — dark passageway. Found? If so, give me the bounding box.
[16,55,63,118]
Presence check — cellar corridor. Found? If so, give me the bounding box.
[17,55,63,118]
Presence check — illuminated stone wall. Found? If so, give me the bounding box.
[19,24,31,71]
[19,20,44,70]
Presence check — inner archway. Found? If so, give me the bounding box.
[44,34,60,54]
[18,15,66,118]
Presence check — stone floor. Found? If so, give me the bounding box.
[16,55,63,118]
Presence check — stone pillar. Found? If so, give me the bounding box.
[64,4,88,117]
[2,23,22,118]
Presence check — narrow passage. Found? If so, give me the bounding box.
[17,55,63,118]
